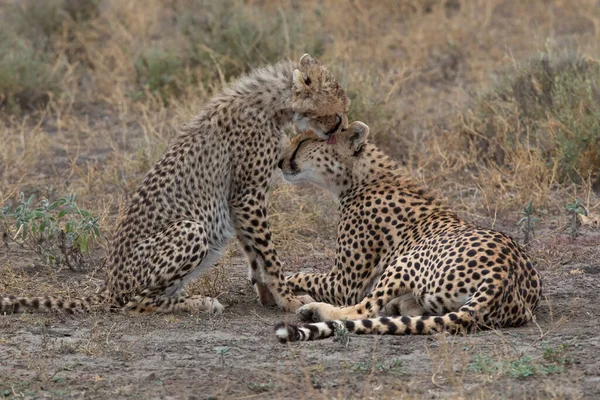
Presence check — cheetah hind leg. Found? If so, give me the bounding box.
[380,293,427,317]
[127,219,226,315]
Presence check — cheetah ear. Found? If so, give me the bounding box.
[347,121,369,153]
[293,69,310,91]
[299,53,318,67]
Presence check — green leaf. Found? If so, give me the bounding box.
[57,209,69,219]
[76,235,89,253]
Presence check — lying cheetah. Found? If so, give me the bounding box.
[275,121,542,342]
[0,54,350,314]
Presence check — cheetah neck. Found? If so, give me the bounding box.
[340,143,452,224]
[349,144,403,187]
[209,61,297,129]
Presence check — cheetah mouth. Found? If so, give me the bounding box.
[324,115,342,136]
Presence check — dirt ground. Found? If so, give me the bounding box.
[1,227,600,399]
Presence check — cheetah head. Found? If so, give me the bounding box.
[278,121,369,197]
[291,54,350,139]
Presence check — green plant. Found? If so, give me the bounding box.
[468,353,501,376]
[505,356,536,378]
[542,343,571,365]
[505,356,565,378]
[517,200,541,244]
[333,320,350,347]
[468,347,570,380]
[214,345,231,367]
[566,199,587,237]
[0,193,101,270]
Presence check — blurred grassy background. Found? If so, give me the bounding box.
[0,0,599,256]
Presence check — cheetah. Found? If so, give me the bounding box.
[274,121,542,342]
[0,54,350,315]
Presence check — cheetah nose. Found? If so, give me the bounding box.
[277,159,284,169]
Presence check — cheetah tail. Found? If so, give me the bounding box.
[0,290,109,314]
[275,311,476,343]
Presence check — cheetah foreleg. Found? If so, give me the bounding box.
[233,203,312,312]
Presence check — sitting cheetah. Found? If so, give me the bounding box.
[275,121,542,342]
[0,54,350,315]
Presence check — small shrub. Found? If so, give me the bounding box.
[566,199,587,237]
[457,51,600,186]
[176,0,325,85]
[332,320,350,347]
[134,48,185,102]
[0,0,101,112]
[6,0,100,40]
[0,30,63,112]
[1,193,101,271]
[214,345,231,367]
[517,200,541,244]
[7,0,69,42]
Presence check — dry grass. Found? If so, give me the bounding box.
[1,0,599,398]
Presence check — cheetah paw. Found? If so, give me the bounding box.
[284,294,316,313]
[208,298,225,315]
[296,302,337,322]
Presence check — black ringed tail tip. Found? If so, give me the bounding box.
[274,323,301,343]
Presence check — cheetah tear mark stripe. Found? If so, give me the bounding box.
[274,311,476,343]
[0,292,108,314]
